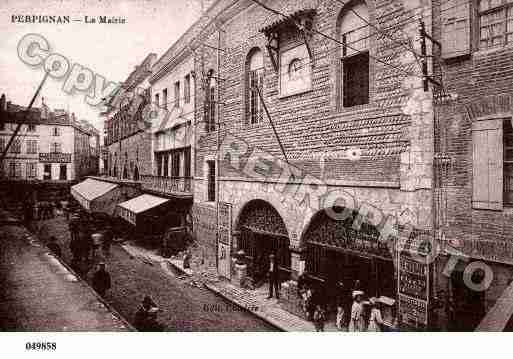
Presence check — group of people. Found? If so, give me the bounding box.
[347,290,386,332]
[296,276,389,332]
[68,214,113,266]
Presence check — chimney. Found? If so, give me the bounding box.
[0,94,6,112]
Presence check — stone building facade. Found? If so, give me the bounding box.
[173,0,437,328]
[0,95,99,182]
[104,53,156,181]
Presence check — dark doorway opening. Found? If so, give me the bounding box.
[451,269,486,331]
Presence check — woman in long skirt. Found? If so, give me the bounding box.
[367,298,384,332]
[348,291,364,332]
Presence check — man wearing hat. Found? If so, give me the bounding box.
[267,253,280,299]
[91,262,111,297]
[348,290,365,331]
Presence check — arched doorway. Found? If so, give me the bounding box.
[122,165,128,179]
[303,207,395,312]
[236,200,291,285]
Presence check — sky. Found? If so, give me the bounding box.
[0,0,204,134]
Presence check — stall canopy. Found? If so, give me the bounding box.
[117,194,170,226]
[71,178,120,214]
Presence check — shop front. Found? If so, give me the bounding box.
[236,200,291,286]
[302,209,396,313]
[117,194,190,254]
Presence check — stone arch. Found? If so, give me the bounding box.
[300,206,396,304]
[232,192,291,238]
[234,198,291,283]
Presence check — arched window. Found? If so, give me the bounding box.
[246,48,264,125]
[339,0,370,108]
[205,70,216,132]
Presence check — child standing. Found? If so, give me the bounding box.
[336,305,346,331]
[313,304,326,332]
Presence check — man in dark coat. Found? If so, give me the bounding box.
[267,254,280,299]
[134,296,160,331]
[92,262,111,297]
[102,228,113,258]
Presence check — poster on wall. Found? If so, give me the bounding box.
[192,203,217,243]
[397,248,431,329]
[217,202,232,279]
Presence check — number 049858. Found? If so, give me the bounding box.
[25,342,57,351]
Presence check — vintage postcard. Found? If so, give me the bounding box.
[0,1,511,352]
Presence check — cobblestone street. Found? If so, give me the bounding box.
[34,216,277,331]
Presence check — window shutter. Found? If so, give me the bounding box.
[472,119,503,210]
[441,0,471,59]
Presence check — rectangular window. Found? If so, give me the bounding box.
[171,151,180,177]
[503,119,513,205]
[162,88,168,110]
[15,162,22,178]
[205,86,216,132]
[53,127,60,136]
[248,70,263,124]
[0,138,4,152]
[155,93,160,107]
[9,139,21,153]
[26,140,37,154]
[43,164,52,180]
[174,81,180,108]
[26,162,37,178]
[59,164,67,180]
[8,162,15,178]
[479,0,513,49]
[184,74,191,104]
[27,124,36,132]
[207,160,216,202]
[163,153,169,177]
[472,118,503,209]
[0,122,4,131]
[50,142,62,153]
[342,52,370,108]
[184,147,191,177]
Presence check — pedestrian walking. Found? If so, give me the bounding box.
[305,288,315,321]
[91,262,111,297]
[91,232,103,263]
[47,236,62,257]
[367,298,385,332]
[102,228,113,258]
[336,305,346,331]
[313,304,326,332]
[69,215,79,242]
[267,253,280,299]
[348,290,365,332]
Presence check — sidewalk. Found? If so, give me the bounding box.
[0,222,132,331]
[119,241,346,332]
[161,249,319,332]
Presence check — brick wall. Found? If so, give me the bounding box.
[432,0,513,328]
[192,0,434,239]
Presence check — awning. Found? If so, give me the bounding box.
[71,178,120,215]
[117,194,170,225]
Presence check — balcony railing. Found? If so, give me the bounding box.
[140,175,193,196]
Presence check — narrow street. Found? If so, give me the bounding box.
[33,216,277,332]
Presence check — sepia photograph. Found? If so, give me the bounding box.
[0,0,511,356]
